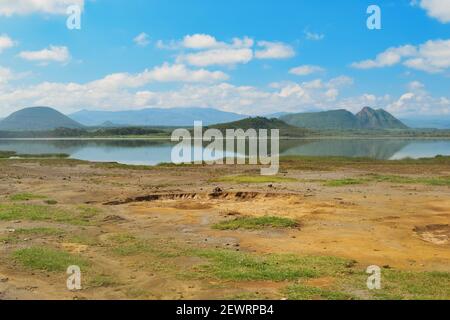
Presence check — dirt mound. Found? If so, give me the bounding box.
[103,191,300,205]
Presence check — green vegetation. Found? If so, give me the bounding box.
[0,151,68,159]
[191,250,348,282]
[0,127,170,139]
[280,155,450,174]
[208,117,310,137]
[371,270,450,300]
[369,174,450,186]
[9,193,47,201]
[0,204,99,225]
[12,247,88,272]
[211,175,297,184]
[87,274,121,288]
[213,216,299,230]
[323,178,368,187]
[14,227,65,237]
[284,284,355,300]
[280,107,408,130]
[322,174,450,187]
[1,227,64,244]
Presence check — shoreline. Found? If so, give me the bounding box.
[1,136,450,141]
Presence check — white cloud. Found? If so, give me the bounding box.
[352,39,450,73]
[0,66,14,85]
[133,33,150,47]
[415,0,450,23]
[255,41,295,59]
[1,71,449,117]
[19,45,70,64]
[89,63,229,90]
[289,65,325,76]
[352,45,417,69]
[183,34,220,49]
[177,48,253,67]
[158,34,254,51]
[0,34,15,53]
[0,0,84,16]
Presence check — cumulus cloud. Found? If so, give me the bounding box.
[182,34,221,49]
[351,45,417,69]
[0,34,15,53]
[177,48,253,67]
[352,39,450,73]
[19,45,71,64]
[414,0,450,23]
[159,34,293,66]
[0,69,448,118]
[255,41,295,59]
[0,0,84,16]
[386,81,450,115]
[289,65,325,76]
[133,33,150,47]
[157,34,253,51]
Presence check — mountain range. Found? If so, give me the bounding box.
[69,107,248,127]
[0,106,410,132]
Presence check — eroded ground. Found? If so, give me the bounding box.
[0,157,449,300]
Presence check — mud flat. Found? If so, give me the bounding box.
[0,157,449,300]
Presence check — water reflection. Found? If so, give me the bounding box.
[0,138,449,165]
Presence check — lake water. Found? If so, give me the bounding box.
[0,138,449,165]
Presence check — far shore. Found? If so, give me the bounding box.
[1,136,450,141]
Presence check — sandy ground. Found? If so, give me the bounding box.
[0,159,449,300]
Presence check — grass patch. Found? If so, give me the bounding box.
[284,284,356,300]
[211,175,297,184]
[213,216,299,230]
[190,250,349,282]
[1,227,65,244]
[87,274,121,288]
[371,270,450,300]
[369,174,450,186]
[9,193,47,201]
[323,178,368,187]
[0,204,99,226]
[13,247,88,272]
[15,227,65,237]
[0,151,68,159]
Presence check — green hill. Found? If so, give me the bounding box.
[356,107,408,129]
[281,109,359,130]
[0,107,84,131]
[208,117,310,137]
[280,107,408,130]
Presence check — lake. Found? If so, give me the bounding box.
[0,138,449,165]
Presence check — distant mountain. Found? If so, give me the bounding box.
[356,107,408,130]
[281,109,360,130]
[209,117,310,137]
[400,116,450,129]
[264,112,292,119]
[281,107,408,130]
[0,107,84,131]
[70,107,248,127]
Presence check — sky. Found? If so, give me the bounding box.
[0,0,449,117]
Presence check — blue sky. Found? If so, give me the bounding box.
[0,0,449,117]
